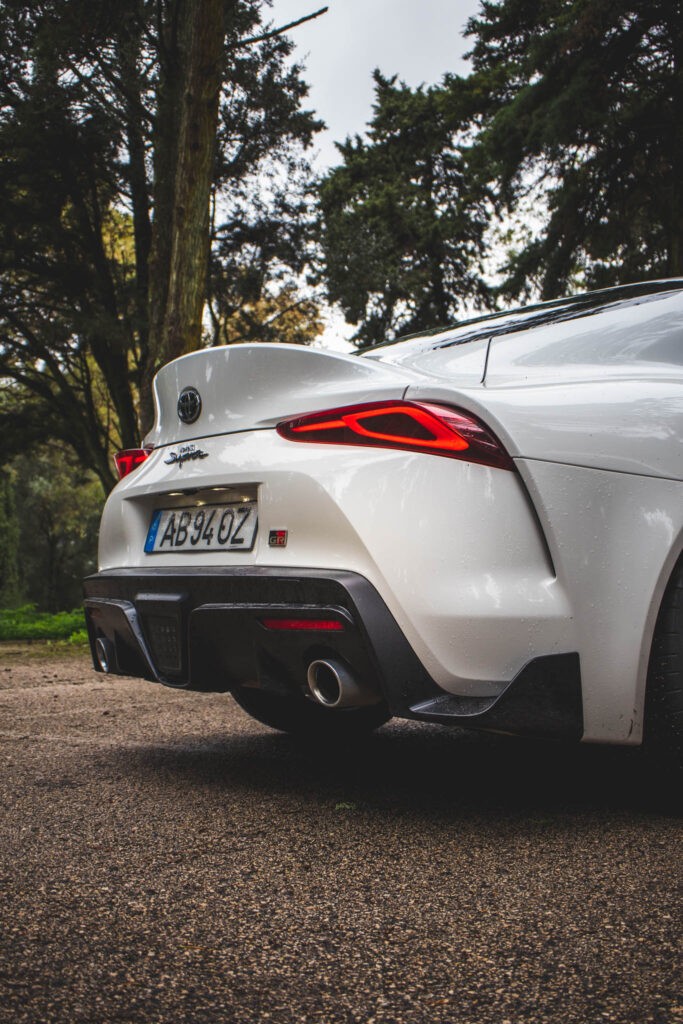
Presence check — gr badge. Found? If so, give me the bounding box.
[268,530,288,548]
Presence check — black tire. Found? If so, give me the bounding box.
[231,686,392,740]
[645,556,683,763]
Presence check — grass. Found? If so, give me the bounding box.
[0,605,88,643]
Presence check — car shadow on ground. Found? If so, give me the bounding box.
[115,717,682,821]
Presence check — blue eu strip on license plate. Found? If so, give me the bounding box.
[144,502,258,553]
[144,510,163,553]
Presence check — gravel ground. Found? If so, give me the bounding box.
[0,643,681,1024]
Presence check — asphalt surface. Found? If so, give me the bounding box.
[0,645,681,1024]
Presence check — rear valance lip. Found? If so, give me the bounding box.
[83,567,582,739]
[83,566,443,710]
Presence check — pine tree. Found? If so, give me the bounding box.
[463,0,683,298]
[318,72,490,347]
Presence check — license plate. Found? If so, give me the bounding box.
[144,502,258,553]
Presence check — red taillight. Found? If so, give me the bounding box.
[260,619,345,631]
[277,401,513,470]
[115,446,153,480]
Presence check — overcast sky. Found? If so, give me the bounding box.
[269,0,482,169]
[263,1,483,348]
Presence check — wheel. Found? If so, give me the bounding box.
[231,686,391,739]
[645,556,683,763]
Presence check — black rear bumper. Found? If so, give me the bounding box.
[83,567,583,740]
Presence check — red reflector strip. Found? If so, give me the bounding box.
[260,619,344,631]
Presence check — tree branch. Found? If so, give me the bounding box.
[236,7,328,49]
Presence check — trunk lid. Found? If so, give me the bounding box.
[145,343,421,448]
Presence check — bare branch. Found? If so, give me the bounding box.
[261,296,311,328]
[59,58,126,122]
[236,7,328,49]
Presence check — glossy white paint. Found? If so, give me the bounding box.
[98,280,683,744]
[100,431,570,698]
[402,286,683,480]
[145,343,422,448]
[517,459,683,743]
[404,380,683,480]
[364,328,490,383]
[484,287,683,386]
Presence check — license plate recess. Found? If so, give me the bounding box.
[145,501,258,554]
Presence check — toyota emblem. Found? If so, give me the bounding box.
[177,386,202,424]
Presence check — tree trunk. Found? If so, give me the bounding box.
[667,4,683,276]
[142,0,225,432]
[117,13,152,383]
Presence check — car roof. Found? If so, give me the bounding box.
[361,279,683,361]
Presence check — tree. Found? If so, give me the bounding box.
[0,0,323,488]
[11,445,104,612]
[143,0,228,422]
[208,283,323,346]
[462,0,683,299]
[0,470,20,608]
[318,72,490,348]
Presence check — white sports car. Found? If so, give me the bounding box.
[83,280,683,758]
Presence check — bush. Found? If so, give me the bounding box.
[0,604,87,642]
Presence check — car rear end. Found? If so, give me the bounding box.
[83,342,580,737]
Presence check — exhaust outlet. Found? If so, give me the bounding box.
[95,637,114,674]
[306,659,379,709]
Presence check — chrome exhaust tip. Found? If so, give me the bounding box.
[306,659,379,708]
[95,637,114,674]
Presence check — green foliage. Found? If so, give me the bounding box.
[0,0,322,486]
[65,628,89,645]
[463,0,683,298]
[318,72,491,346]
[208,284,323,345]
[0,604,86,641]
[3,0,677,467]
[316,1,683,323]
[12,444,105,612]
[0,470,20,607]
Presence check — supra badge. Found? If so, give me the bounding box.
[164,444,209,468]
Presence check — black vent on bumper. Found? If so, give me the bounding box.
[135,593,187,678]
